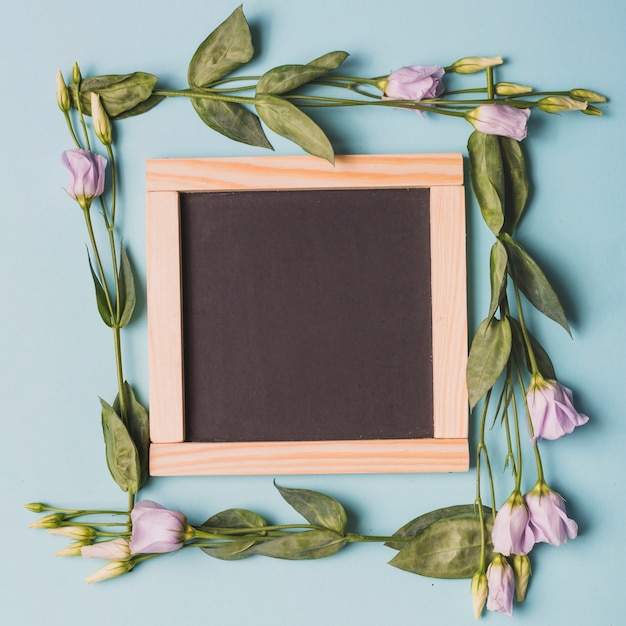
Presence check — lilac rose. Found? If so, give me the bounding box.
[130,500,189,554]
[61,148,107,209]
[382,65,445,110]
[491,491,535,556]
[466,104,531,140]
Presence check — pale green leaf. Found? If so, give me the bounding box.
[499,137,528,234]
[276,485,347,534]
[117,244,136,328]
[200,509,268,560]
[87,251,113,327]
[488,240,508,318]
[251,530,346,560]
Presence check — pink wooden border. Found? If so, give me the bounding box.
[146,154,468,475]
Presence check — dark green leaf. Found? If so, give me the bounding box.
[499,137,528,234]
[501,234,570,334]
[386,504,492,550]
[257,51,349,95]
[200,509,268,561]
[467,317,512,410]
[488,240,508,318]
[188,5,253,88]
[191,97,272,148]
[508,316,557,380]
[251,530,346,560]
[100,398,140,494]
[117,244,136,328]
[276,485,347,534]
[115,94,165,120]
[388,515,494,579]
[468,131,505,235]
[255,94,334,163]
[71,73,159,118]
[87,251,113,327]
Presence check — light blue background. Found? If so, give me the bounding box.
[1,1,624,624]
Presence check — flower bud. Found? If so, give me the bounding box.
[91,93,112,145]
[72,61,82,84]
[56,540,92,557]
[582,105,604,116]
[25,503,47,513]
[569,88,607,103]
[495,82,533,96]
[512,554,531,602]
[85,559,135,584]
[449,56,503,74]
[82,538,131,561]
[30,513,64,529]
[56,71,71,113]
[48,525,97,541]
[537,96,587,113]
[470,571,488,619]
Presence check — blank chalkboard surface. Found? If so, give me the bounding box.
[146,154,468,475]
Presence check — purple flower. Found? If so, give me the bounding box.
[492,491,535,556]
[61,148,107,209]
[130,500,189,554]
[82,538,131,560]
[466,104,531,140]
[525,481,578,546]
[486,554,515,616]
[382,65,445,107]
[526,375,589,443]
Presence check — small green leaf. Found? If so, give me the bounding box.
[117,244,136,328]
[115,94,165,120]
[467,317,512,410]
[508,316,557,380]
[188,5,253,88]
[87,252,113,327]
[200,509,268,561]
[256,51,349,95]
[468,131,505,235]
[386,504,492,551]
[251,530,346,560]
[191,97,272,148]
[501,234,570,334]
[488,240,508,318]
[499,137,528,234]
[100,398,140,494]
[276,485,347,534]
[255,94,334,163]
[71,73,159,118]
[388,515,494,579]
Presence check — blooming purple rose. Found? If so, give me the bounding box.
[130,500,189,554]
[61,148,107,209]
[525,481,578,546]
[466,104,531,140]
[492,491,535,556]
[526,375,589,443]
[486,554,515,616]
[383,65,445,108]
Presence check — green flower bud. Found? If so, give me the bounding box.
[582,104,604,116]
[56,540,92,557]
[85,559,135,584]
[48,526,97,541]
[569,88,607,103]
[56,71,71,113]
[512,554,532,602]
[449,56,503,74]
[91,92,112,145]
[538,96,587,113]
[30,513,64,529]
[495,82,533,96]
[470,571,488,619]
[25,502,46,513]
[72,62,82,85]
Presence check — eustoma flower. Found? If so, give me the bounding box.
[130,500,190,554]
[486,554,515,616]
[382,65,445,109]
[82,538,131,560]
[61,148,107,210]
[526,374,589,442]
[524,481,578,546]
[465,104,530,140]
[492,491,535,556]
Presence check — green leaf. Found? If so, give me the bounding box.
[256,51,349,95]
[188,5,253,88]
[200,509,268,561]
[191,97,272,148]
[499,137,529,234]
[388,514,494,579]
[115,94,165,120]
[488,240,508,318]
[468,131,505,235]
[276,485,347,534]
[100,398,140,494]
[255,94,334,163]
[87,251,113,327]
[508,316,557,380]
[71,73,159,118]
[117,244,136,328]
[501,234,570,334]
[386,504,492,551]
[251,530,346,560]
[114,382,150,489]
[467,317,512,410]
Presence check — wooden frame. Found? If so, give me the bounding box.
[146,154,468,475]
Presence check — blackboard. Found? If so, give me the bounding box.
[146,154,468,475]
